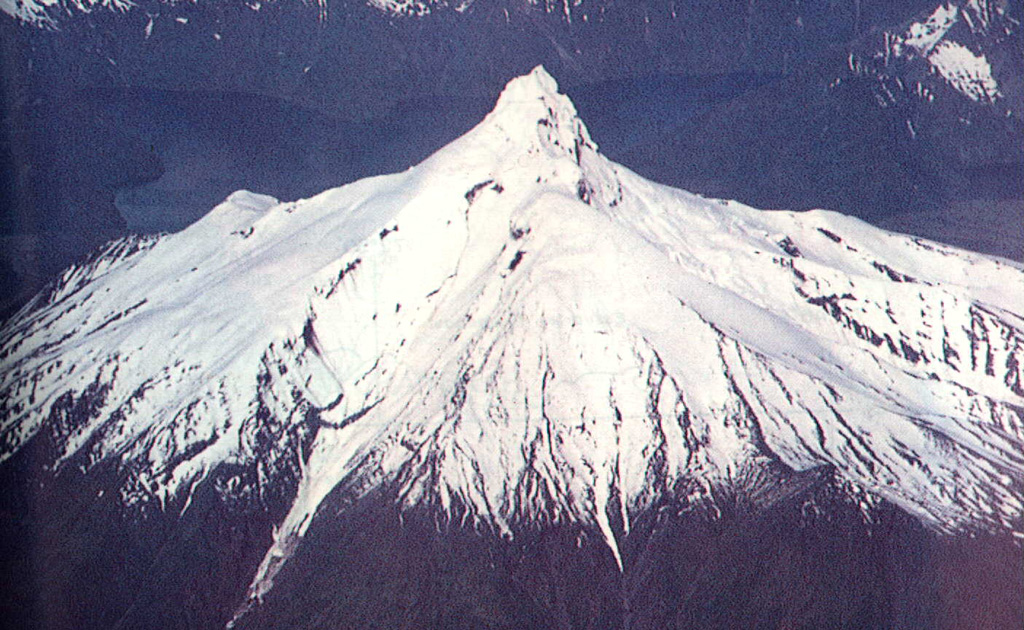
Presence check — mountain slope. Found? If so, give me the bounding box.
[1,66,1022,628]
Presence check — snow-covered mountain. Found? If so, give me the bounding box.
[1,66,1022,628]
[4,1,927,318]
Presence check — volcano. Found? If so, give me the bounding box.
[1,67,1021,630]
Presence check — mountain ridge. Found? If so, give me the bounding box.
[1,66,1022,628]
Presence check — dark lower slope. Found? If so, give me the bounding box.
[0,440,1020,630]
[0,432,294,630]
[237,471,1023,630]
[235,498,623,630]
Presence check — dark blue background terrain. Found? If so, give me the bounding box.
[3,0,1021,317]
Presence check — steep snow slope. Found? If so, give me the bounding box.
[1,67,1022,613]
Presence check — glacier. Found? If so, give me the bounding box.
[1,66,1022,621]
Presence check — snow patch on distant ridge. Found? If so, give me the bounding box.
[0,0,131,26]
[880,1,1005,103]
[2,0,330,25]
[367,0,475,17]
[927,39,1002,102]
[898,2,959,54]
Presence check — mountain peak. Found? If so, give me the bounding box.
[492,65,564,112]
[1,65,1022,625]
[477,65,598,157]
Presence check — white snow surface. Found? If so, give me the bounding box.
[899,3,959,55]
[2,66,1024,602]
[366,0,475,17]
[885,1,1005,102]
[927,39,1002,102]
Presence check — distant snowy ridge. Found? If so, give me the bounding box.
[0,0,456,25]
[1,66,1022,619]
[847,0,1015,105]
[0,0,329,26]
[2,0,578,24]
[368,0,475,18]
[0,0,131,27]
[891,1,1003,102]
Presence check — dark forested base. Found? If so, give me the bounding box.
[0,434,288,630]
[1,441,1021,630]
[233,495,626,630]
[237,476,1023,630]
[621,492,1022,630]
